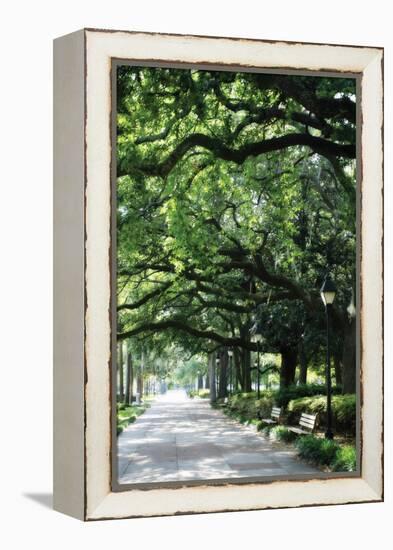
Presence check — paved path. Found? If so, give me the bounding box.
[118,389,319,484]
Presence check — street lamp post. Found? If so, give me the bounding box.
[320,274,337,440]
[228,350,234,394]
[216,356,220,397]
[256,338,262,399]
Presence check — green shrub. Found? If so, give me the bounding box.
[331,445,357,472]
[294,435,356,471]
[261,424,274,437]
[116,402,149,435]
[271,426,298,443]
[256,420,267,432]
[188,389,210,399]
[287,393,356,434]
[227,392,274,421]
[333,394,357,432]
[287,395,326,423]
[274,384,341,407]
[295,435,339,466]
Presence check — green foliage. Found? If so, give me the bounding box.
[271,426,298,443]
[333,394,357,432]
[174,357,207,387]
[188,389,210,399]
[260,424,274,436]
[227,392,274,421]
[295,435,339,465]
[331,445,357,472]
[116,402,149,435]
[295,435,356,471]
[274,384,341,407]
[116,65,357,394]
[287,393,356,434]
[256,420,269,432]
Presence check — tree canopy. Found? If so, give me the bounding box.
[116,65,357,393]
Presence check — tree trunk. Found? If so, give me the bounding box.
[118,341,124,402]
[239,324,252,392]
[280,345,298,388]
[137,375,143,397]
[242,349,252,392]
[234,348,242,391]
[138,349,144,398]
[218,350,228,398]
[205,370,210,389]
[209,353,217,403]
[298,340,308,385]
[125,349,133,405]
[198,374,204,390]
[333,353,343,386]
[342,318,356,393]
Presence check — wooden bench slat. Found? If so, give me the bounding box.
[285,412,318,435]
[299,418,316,426]
[261,407,282,424]
[288,427,309,435]
[299,422,315,429]
[302,413,317,420]
[299,414,317,422]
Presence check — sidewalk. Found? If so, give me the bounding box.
[118,389,319,484]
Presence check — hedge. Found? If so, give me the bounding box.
[287,394,356,434]
[188,389,210,399]
[220,389,355,436]
[274,383,342,407]
[226,392,274,421]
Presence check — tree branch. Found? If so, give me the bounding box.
[119,132,355,178]
[118,319,260,351]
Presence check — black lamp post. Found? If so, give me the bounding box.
[250,320,263,399]
[228,350,234,394]
[216,356,220,395]
[320,274,337,440]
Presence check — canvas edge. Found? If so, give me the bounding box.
[53,29,86,520]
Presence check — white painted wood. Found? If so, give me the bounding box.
[359,51,384,498]
[53,29,86,520]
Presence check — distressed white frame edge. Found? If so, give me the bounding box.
[54,29,86,521]
[55,29,383,521]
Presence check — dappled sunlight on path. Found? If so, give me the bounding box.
[118,389,318,484]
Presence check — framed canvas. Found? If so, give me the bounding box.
[53,28,383,521]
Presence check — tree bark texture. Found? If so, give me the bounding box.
[218,349,228,398]
[125,349,133,405]
[209,353,217,403]
[280,345,298,387]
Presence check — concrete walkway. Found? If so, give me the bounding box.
[118,389,319,484]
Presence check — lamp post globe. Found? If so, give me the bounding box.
[320,275,337,306]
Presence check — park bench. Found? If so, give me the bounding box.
[287,412,318,436]
[260,406,282,425]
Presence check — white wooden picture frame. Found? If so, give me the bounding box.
[53,28,383,521]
